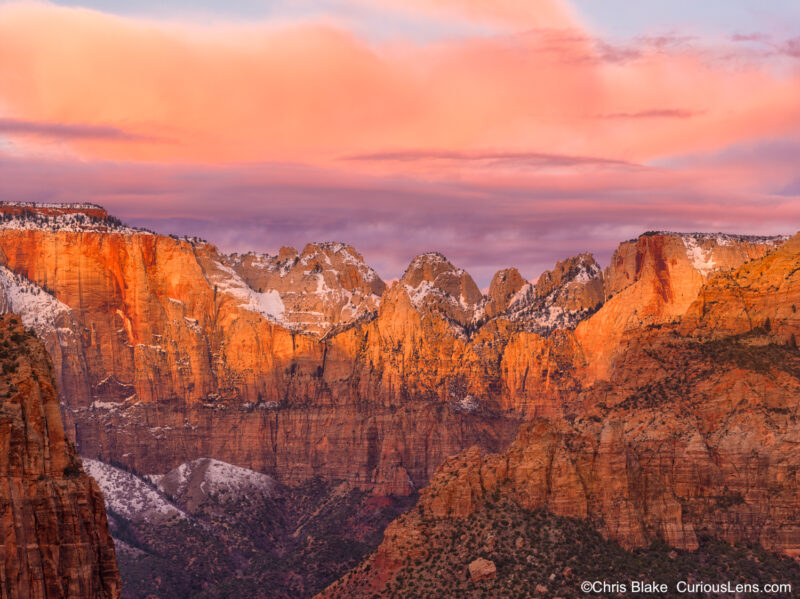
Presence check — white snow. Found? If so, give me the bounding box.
[210,261,286,322]
[1,201,101,210]
[84,459,186,523]
[0,211,146,234]
[682,236,716,277]
[502,258,602,334]
[156,458,277,504]
[0,266,70,336]
[220,242,383,334]
[404,280,436,309]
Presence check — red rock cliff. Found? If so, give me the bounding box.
[0,313,120,599]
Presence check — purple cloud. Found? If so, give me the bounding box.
[341,150,641,169]
[598,109,702,119]
[0,118,159,142]
[0,148,797,287]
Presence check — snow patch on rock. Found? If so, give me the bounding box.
[84,459,186,523]
[682,237,716,277]
[0,266,70,336]
[502,259,602,334]
[157,458,278,505]
[210,261,286,322]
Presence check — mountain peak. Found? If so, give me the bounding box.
[486,267,528,318]
[400,252,483,323]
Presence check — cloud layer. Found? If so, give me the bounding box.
[0,1,798,284]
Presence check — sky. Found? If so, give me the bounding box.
[0,1,799,285]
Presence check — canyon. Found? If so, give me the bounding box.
[0,201,797,597]
[319,233,800,597]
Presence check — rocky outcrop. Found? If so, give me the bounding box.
[224,242,385,335]
[319,239,800,596]
[88,457,417,599]
[467,558,496,582]
[0,314,120,599]
[485,268,527,319]
[500,253,604,334]
[399,252,485,328]
[0,205,789,492]
[681,231,800,340]
[575,231,785,378]
[0,202,109,220]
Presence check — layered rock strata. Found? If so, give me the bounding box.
[0,313,120,599]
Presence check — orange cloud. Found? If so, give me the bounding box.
[0,1,798,171]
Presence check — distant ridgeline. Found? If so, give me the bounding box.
[0,201,110,219]
[0,201,129,230]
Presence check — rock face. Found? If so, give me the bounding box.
[485,268,526,318]
[0,313,120,599]
[318,235,800,597]
[0,202,109,220]
[0,202,796,598]
[0,205,789,489]
[575,231,785,378]
[399,252,485,329]
[499,253,605,334]
[224,242,385,335]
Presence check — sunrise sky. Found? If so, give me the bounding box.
[1,1,799,284]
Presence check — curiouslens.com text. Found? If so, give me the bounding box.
[581,580,792,594]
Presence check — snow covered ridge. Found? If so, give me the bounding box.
[677,233,789,277]
[637,231,789,245]
[208,260,286,323]
[0,266,70,336]
[221,242,385,334]
[0,208,150,234]
[156,458,278,504]
[502,258,603,335]
[84,459,186,523]
[0,201,104,210]
[228,241,381,284]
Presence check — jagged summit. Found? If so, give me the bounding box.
[399,251,485,328]
[223,240,385,335]
[485,267,527,318]
[493,253,604,334]
[1,202,792,340]
[401,252,482,302]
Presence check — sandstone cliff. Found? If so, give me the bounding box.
[0,204,788,496]
[575,231,784,379]
[0,313,120,599]
[318,237,800,596]
[0,202,795,599]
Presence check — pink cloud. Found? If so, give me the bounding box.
[0,2,798,286]
[0,2,798,169]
